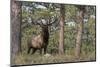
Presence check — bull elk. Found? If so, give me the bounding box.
[27,17,58,55]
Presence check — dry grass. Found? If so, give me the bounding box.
[11,48,95,66]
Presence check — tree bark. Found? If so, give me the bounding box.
[75,9,84,57]
[11,0,22,56]
[59,4,65,55]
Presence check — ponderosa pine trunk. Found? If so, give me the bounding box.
[75,8,84,57]
[59,4,65,55]
[11,0,22,57]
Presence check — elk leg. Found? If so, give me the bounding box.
[39,48,42,55]
[27,47,32,54]
[32,48,37,54]
[44,46,47,54]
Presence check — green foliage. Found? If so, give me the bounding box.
[33,8,56,19]
[65,5,77,19]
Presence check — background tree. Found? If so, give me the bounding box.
[75,6,86,57]
[11,0,22,57]
[59,4,65,55]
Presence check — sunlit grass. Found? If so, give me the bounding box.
[12,48,95,65]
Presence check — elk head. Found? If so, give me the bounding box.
[31,16,58,44]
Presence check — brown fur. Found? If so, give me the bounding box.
[27,25,49,55]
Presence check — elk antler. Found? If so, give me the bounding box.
[31,16,58,26]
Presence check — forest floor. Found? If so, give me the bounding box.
[11,49,96,66]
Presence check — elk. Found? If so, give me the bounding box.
[27,17,58,55]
